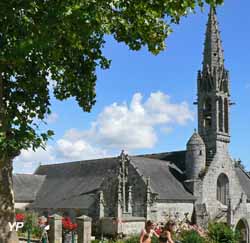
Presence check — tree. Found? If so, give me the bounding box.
[0,0,223,242]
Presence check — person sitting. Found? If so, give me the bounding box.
[159,220,176,243]
[140,220,159,243]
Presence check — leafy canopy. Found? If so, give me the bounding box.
[0,0,223,158]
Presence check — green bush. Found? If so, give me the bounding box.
[18,211,42,239]
[124,235,139,243]
[180,230,206,243]
[91,240,100,243]
[208,222,239,243]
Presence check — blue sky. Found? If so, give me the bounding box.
[14,0,250,173]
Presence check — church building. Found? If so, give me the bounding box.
[14,7,250,242]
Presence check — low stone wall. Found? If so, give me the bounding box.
[120,217,145,235]
[101,217,145,236]
[100,217,116,235]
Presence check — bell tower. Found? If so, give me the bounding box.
[197,7,231,157]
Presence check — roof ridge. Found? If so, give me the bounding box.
[14,173,45,177]
[136,150,186,157]
[36,156,118,168]
[237,165,250,179]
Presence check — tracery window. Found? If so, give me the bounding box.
[217,173,229,205]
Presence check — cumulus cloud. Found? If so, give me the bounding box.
[89,92,194,149]
[14,140,108,173]
[55,138,108,161]
[14,146,55,173]
[14,91,194,173]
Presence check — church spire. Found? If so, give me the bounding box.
[197,7,231,157]
[203,7,224,71]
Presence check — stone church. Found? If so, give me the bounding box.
[14,7,250,242]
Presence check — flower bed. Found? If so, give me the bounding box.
[16,211,43,240]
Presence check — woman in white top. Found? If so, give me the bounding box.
[140,220,159,243]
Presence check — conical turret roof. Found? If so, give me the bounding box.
[187,131,205,146]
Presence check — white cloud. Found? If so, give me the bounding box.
[55,138,108,161]
[14,91,194,173]
[14,146,55,173]
[89,91,194,149]
[46,113,59,124]
[14,139,108,173]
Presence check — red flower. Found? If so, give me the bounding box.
[15,213,25,222]
[62,217,77,231]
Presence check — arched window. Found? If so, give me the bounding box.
[236,219,249,243]
[217,173,229,205]
[224,98,229,134]
[219,97,223,132]
[203,98,212,129]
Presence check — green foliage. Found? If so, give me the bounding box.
[208,222,239,243]
[21,211,42,239]
[180,230,206,243]
[0,0,224,159]
[91,240,100,243]
[123,235,140,243]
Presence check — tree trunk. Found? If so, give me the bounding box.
[0,158,18,243]
[0,48,19,243]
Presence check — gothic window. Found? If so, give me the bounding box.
[224,98,229,134]
[219,97,223,132]
[203,98,212,129]
[217,173,229,205]
[236,219,248,243]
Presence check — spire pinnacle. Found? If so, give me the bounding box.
[203,7,224,71]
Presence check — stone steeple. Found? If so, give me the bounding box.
[203,7,224,70]
[197,7,231,158]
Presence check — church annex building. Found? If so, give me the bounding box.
[13,8,250,243]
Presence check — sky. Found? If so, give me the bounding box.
[14,0,250,173]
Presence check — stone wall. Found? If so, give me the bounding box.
[201,144,244,219]
[197,141,250,242]
[155,202,194,222]
[100,165,119,217]
[120,217,146,235]
[100,160,148,219]
[127,163,147,218]
[100,217,145,236]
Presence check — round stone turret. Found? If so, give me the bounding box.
[185,131,206,180]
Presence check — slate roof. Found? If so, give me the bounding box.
[15,150,195,208]
[140,150,187,171]
[131,156,195,201]
[13,174,46,202]
[31,158,118,208]
[235,166,250,200]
